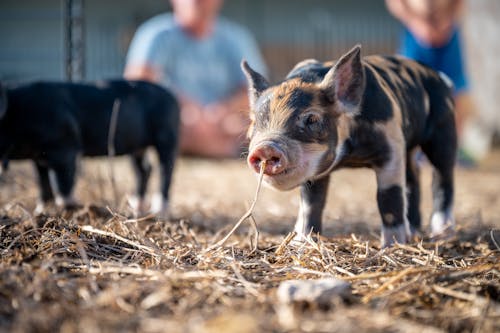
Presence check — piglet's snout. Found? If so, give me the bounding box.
[248,143,287,175]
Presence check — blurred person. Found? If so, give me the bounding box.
[386,0,479,165]
[124,0,267,158]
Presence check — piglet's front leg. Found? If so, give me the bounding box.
[294,175,330,240]
[375,152,411,247]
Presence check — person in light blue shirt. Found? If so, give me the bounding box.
[125,0,267,157]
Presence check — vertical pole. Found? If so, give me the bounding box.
[64,0,85,81]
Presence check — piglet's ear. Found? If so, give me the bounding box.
[319,45,365,115]
[241,60,269,109]
[0,83,7,119]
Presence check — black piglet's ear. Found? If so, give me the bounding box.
[319,45,365,115]
[241,60,269,109]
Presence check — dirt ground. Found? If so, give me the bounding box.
[1,148,499,332]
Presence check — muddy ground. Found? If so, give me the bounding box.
[0,149,499,332]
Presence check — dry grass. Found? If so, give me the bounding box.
[0,157,499,333]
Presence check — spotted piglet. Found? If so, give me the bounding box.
[242,45,457,247]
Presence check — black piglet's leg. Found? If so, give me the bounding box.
[131,152,152,199]
[49,150,78,208]
[153,142,177,218]
[34,161,55,203]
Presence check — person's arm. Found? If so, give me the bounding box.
[386,0,418,25]
[123,18,168,84]
[204,22,266,133]
[123,63,161,83]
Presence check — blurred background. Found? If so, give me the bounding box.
[1,0,499,155]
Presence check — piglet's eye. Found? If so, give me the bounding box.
[304,112,322,127]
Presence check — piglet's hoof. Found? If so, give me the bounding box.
[34,201,53,215]
[150,193,170,220]
[127,195,148,217]
[289,230,322,248]
[429,212,455,241]
[381,224,410,248]
[56,196,82,211]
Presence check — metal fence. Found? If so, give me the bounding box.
[0,0,398,83]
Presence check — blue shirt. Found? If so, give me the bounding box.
[126,13,267,105]
[399,27,468,94]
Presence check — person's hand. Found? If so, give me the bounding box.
[179,97,204,127]
[202,103,228,125]
[177,91,250,157]
[202,103,249,136]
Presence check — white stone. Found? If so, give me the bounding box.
[277,278,351,306]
